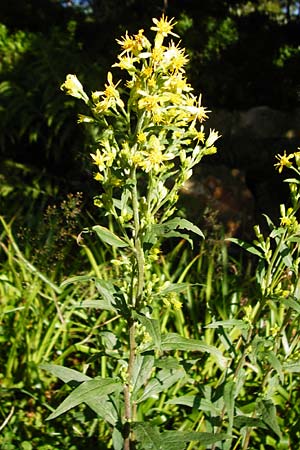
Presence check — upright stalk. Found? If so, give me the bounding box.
[124,168,145,449]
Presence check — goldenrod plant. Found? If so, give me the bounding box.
[41,15,225,450]
[40,15,300,450]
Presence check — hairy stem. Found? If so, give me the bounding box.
[123,168,145,449]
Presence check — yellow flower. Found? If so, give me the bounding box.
[172,298,182,310]
[166,74,192,93]
[147,77,157,89]
[138,95,160,113]
[116,31,136,53]
[112,55,138,71]
[93,72,124,111]
[116,29,150,55]
[206,129,221,147]
[162,41,189,72]
[152,112,165,124]
[193,127,205,143]
[151,46,165,62]
[103,72,121,99]
[141,66,153,78]
[274,150,293,173]
[60,74,89,103]
[137,131,147,144]
[139,135,175,172]
[94,172,103,181]
[151,14,179,38]
[280,216,292,227]
[90,149,106,171]
[184,94,210,123]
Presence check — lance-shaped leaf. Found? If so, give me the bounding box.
[132,354,155,400]
[205,319,249,330]
[136,367,185,403]
[227,238,263,258]
[145,217,204,246]
[135,313,161,351]
[40,364,91,383]
[223,381,236,450]
[47,378,121,420]
[92,225,129,247]
[85,395,119,426]
[161,431,230,449]
[133,423,230,450]
[234,415,267,430]
[283,360,300,372]
[81,279,120,312]
[158,333,228,368]
[256,398,282,438]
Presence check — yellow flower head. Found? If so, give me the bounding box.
[274,150,293,173]
[137,131,147,144]
[139,135,175,173]
[103,72,121,99]
[116,31,136,53]
[206,129,221,148]
[116,29,150,55]
[60,74,89,103]
[184,94,210,123]
[112,55,139,72]
[151,14,178,38]
[163,41,189,72]
[93,72,124,111]
[138,95,160,113]
[91,149,106,171]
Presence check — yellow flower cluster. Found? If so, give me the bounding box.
[60,14,220,205]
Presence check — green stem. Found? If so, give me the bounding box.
[265,231,286,294]
[123,167,145,449]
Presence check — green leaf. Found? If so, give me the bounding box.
[224,381,235,425]
[281,297,300,314]
[223,381,235,449]
[112,427,124,450]
[205,319,249,330]
[85,395,119,426]
[60,274,94,289]
[155,283,189,296]
[39,364,91,383]
[267,351,283,383]
[135,313,161,350]
[161,431,230,448]
[166,218,204,238]
[132,354,155,399]
[92,225,129,248]
[227,238,263,258]
[256,398,282,438]
[158,333,227,368]
[137,367,185,403]
[283,360,300,372]
[80,299,117,311]
[133,423,230,450]
[166,394,196,408]
[234,415,267,429]
[47,378,121,420]
[145,217,204,246]
[133,423,162,450]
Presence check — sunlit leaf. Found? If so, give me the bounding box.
[92,225,129,247]
[47,378,121,420]
[39,364,91,383]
